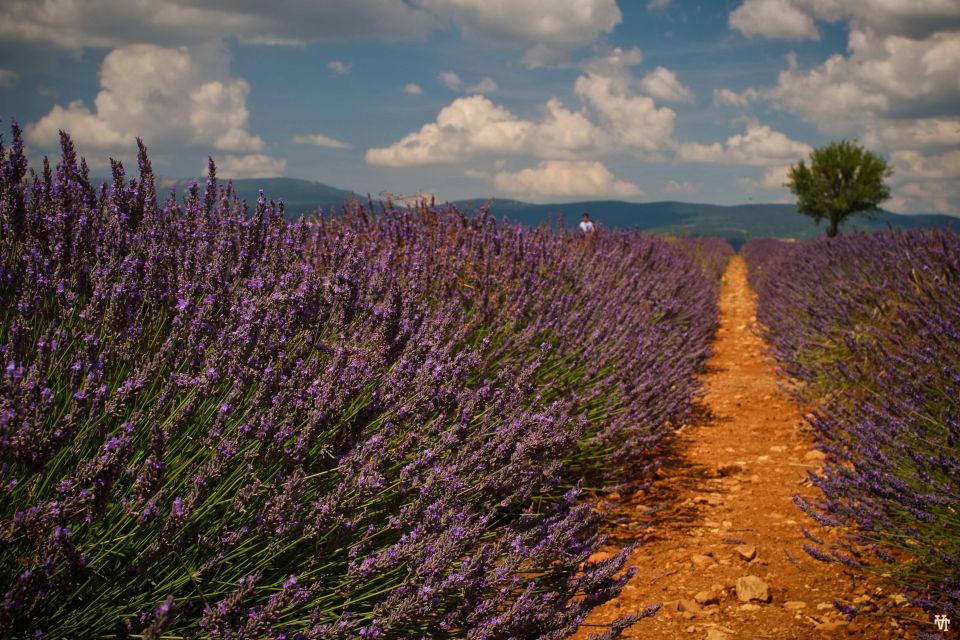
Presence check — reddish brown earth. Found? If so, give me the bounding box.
[574,257,929,640]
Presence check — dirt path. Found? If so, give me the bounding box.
[574,257,921,640]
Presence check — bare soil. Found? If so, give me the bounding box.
[574,257,929,640]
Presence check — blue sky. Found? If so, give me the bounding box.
[1,1,958,213]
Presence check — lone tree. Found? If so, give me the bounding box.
[786,140,892,238]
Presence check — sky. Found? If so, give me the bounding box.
[1,0,958,214]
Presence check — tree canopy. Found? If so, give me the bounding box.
[786,140,892,238]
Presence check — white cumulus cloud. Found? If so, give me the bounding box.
[438,71,497,93]
[768,33,960,131]
[466,76,497,93]
[639,66,693,102]
[327,60,351,75]
[663,180,700,196]
[215,154,287,179]
[729,0,820,40]
[369,53,688,168]
[367,95,525,166]
[889,148,960,212]
[729,0,960,41]
[416,0,622,65]
[494,160,641,201]
[365,95,601,166]
[438,71,462,91]
[403,83,424,95]
[0,0,625,66]
[862,117,960,150]
[26,44,268,158]
[574,73,677,155]
[891,149,960,180]
[292,133,350,149]
[737,165,792,192]
[0,1,437,52]
[580,46,644,79]
[713,87,760,107]
[677,123,812,166]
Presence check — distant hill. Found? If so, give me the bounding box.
[452,199,957,249]
[141,177,954,246]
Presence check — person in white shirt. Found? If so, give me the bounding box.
[579,212,596,234]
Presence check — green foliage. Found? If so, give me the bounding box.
[786,140,892,237]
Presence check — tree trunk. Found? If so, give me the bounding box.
[827,217,839,237]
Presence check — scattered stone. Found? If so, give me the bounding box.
[891,594,907,605]
[805,450,826,461]
[783,601,807,610]
[662,600,682,612]
[679,598,702,613]
[738,603,761,611]
[770,445,787,452]
[736,575,771,603]
[690,553,715,568]
[756,455,771,462]
[706,629,729,640]
[736,544,757,561]
[721,520,733,529]
[684,625,696,633]
[816,603,835,611]
[587,551,613,563]
[717,462,744,476]
[607,491,621,501]
[694,589,720,606]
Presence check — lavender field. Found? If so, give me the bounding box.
[743,233,960,627]
[4,118,958,639]
[0,126,731,638]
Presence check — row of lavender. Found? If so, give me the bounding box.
[0,125,726,639]
[742,232,959,622]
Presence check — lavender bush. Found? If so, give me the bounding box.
[742,232,960,621]
[738,237,797,295]
[668,237,734,291]
[1,124,719,638]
